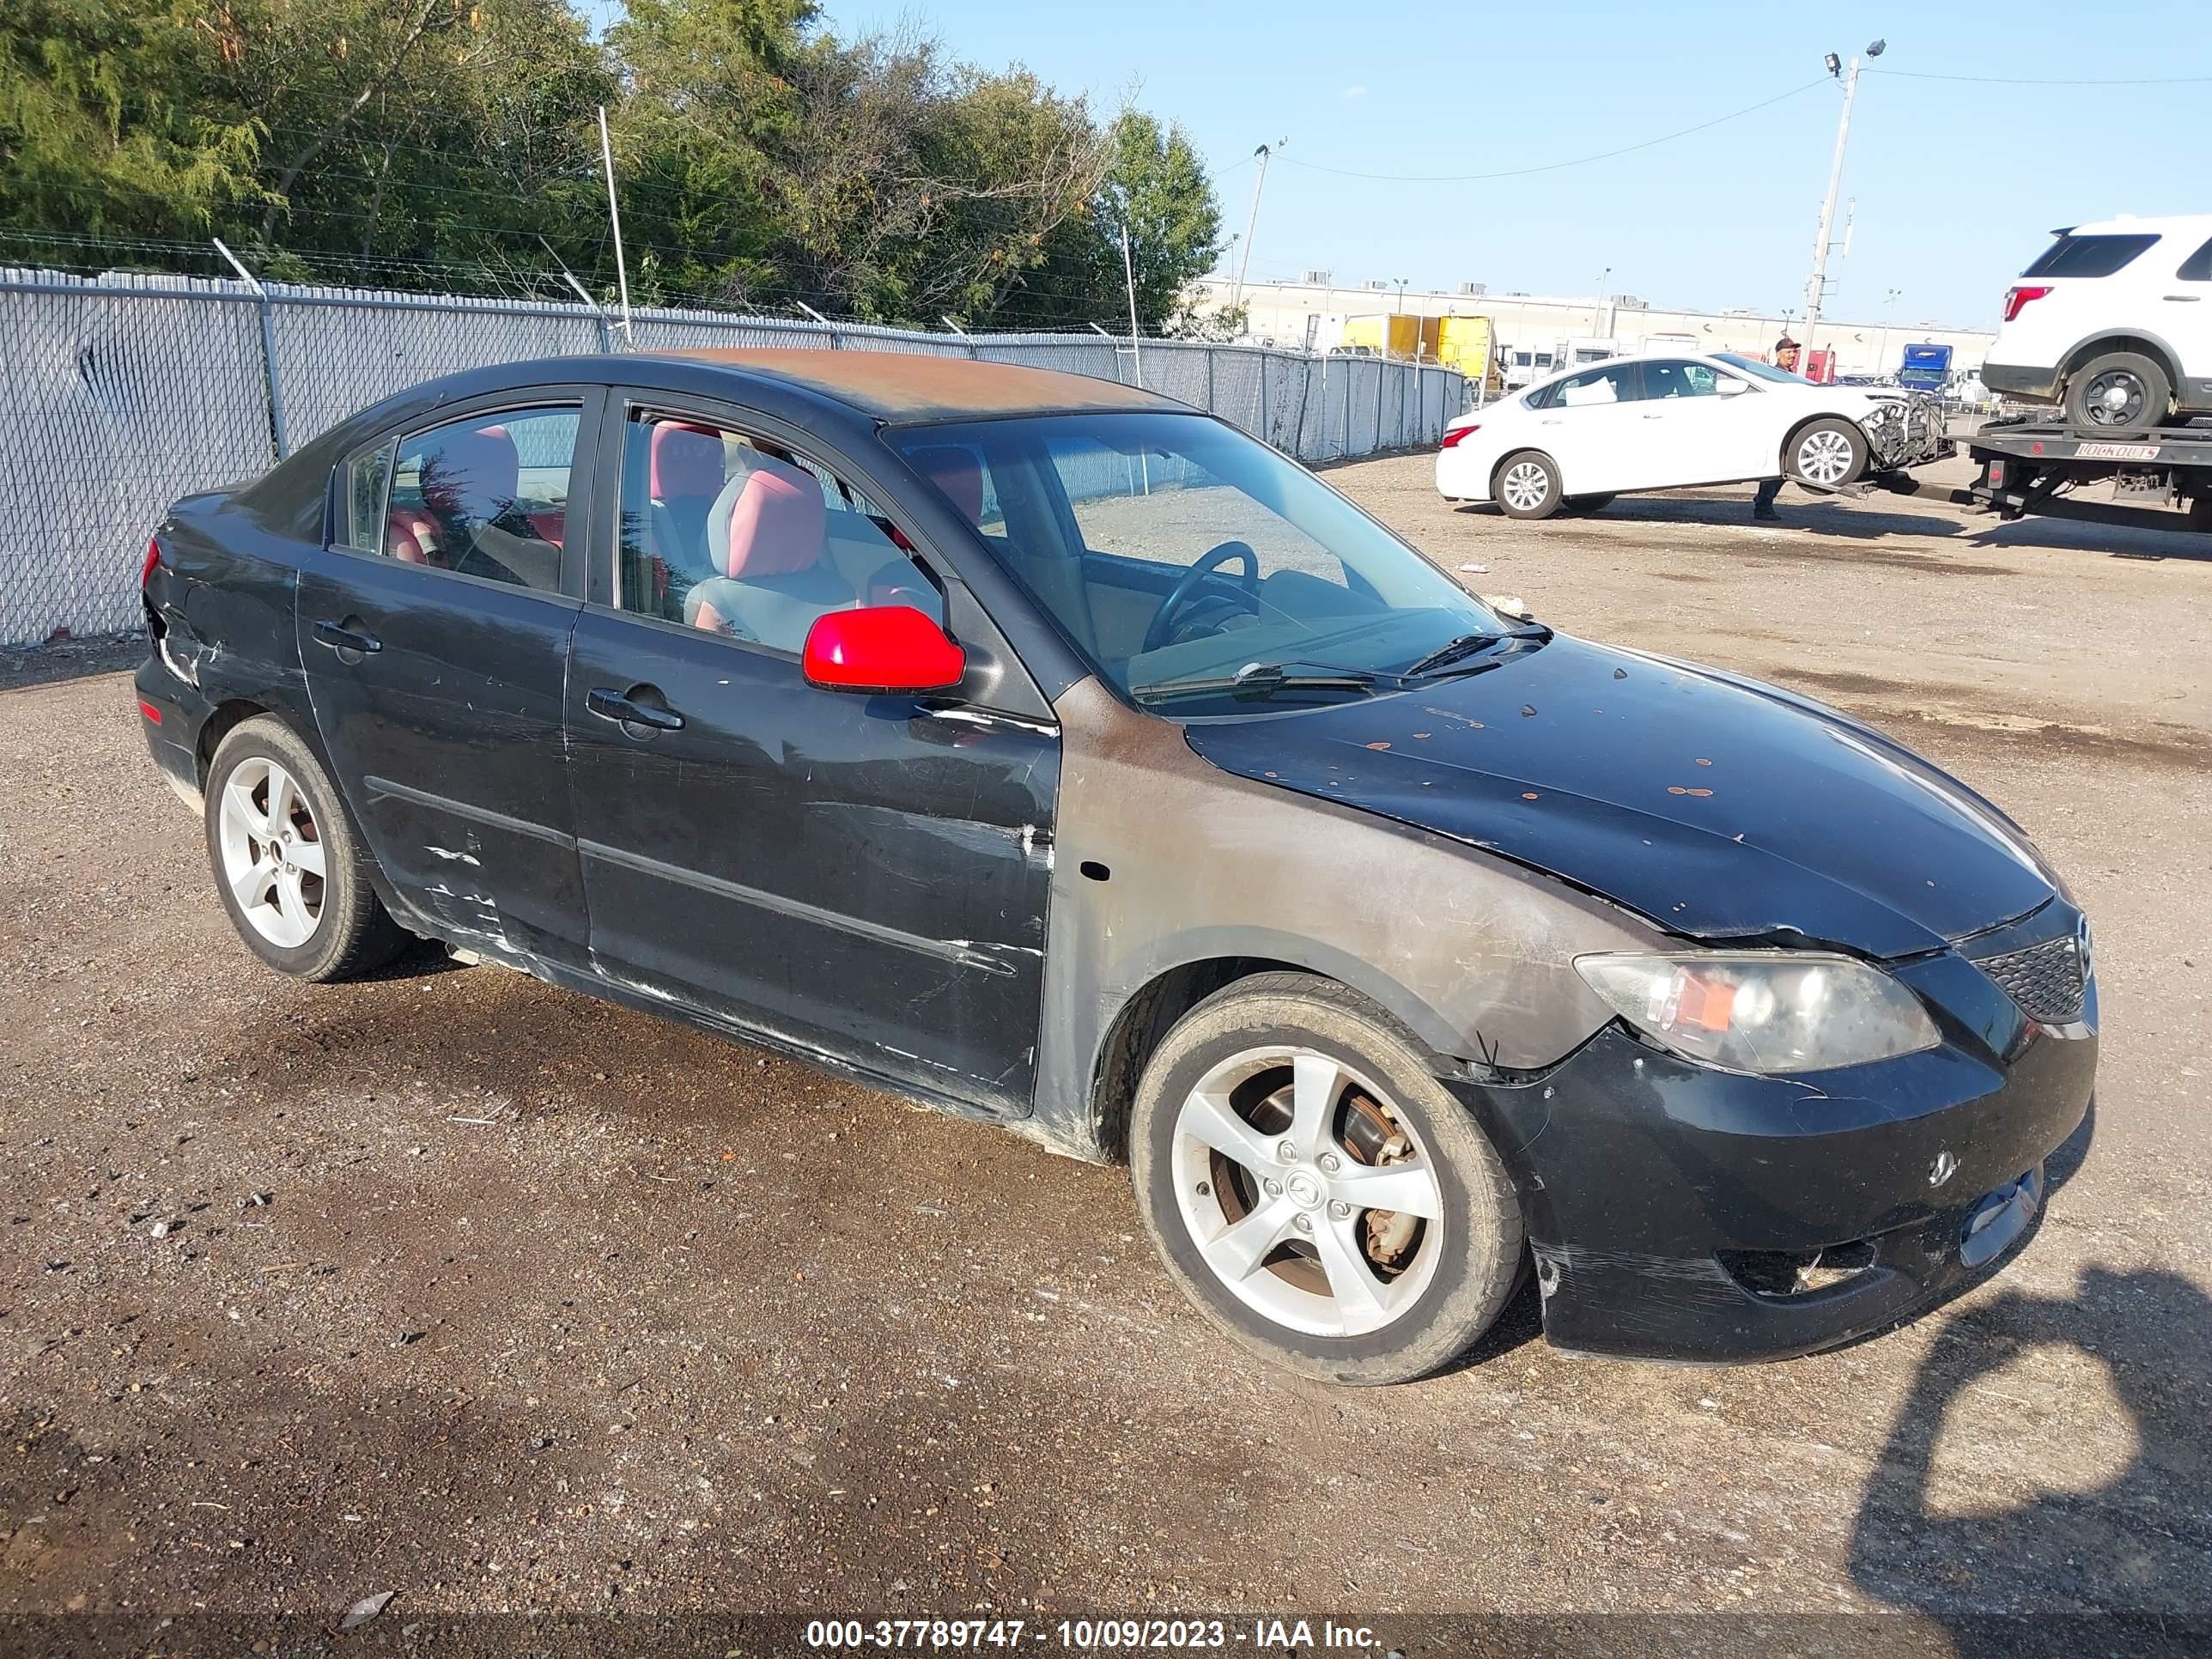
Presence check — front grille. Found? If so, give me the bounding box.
[1976,934,2087,1024]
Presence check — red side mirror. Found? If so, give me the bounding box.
[802,605,966,695]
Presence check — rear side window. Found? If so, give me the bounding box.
[2179,235,2212,282]
[335,441,393,554]
[2021,233,2160,278]
[1530,362,1642,409]
[381,406,579,594]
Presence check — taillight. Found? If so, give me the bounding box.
[137,699,163,726]
[140,536,162,590]
[1439,424,1480,449]
[2002,285,2051,323]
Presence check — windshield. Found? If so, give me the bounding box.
[1714,352,1806,385]
[886,411,1510,714]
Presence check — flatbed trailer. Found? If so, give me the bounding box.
[1967,418,2212,534]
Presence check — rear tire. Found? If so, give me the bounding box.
[1494,452,1564,520]
[1129,972,1525,1385]
[1561,493,1616,515]
[2063,350,2171,431]
[1786,418,1868,489]
[204,716,406,981]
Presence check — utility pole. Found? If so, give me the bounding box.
[1802,40,1883,349]
[1231,138,1288,317]
[1591,266,1611,337]
[597,105,633,343]
[1121,222,1144,391]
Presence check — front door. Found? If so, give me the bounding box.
[1635,359,1774,483]
[562,402,1057,1115]
[297,395,599,963]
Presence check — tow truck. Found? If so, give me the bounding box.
[1966,416,2212,534]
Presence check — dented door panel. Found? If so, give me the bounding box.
[565,611,1057,1115]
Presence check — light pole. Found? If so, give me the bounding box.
[1873,285,1903,378]
[1231,138,1288,318]
[1803,39,1884,353]
[1591,267,1611,337]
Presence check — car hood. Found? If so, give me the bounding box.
[1179,635,2058,959]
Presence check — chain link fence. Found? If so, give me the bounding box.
[0,269,1468,647]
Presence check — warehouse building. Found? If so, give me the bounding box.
[1187,274,1995,382]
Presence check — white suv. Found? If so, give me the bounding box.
[1984,213,2212,429]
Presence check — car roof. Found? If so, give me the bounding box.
[641,349,1179,422]
[2063,213,2212,239]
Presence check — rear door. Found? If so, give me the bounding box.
[562,398,1057,1115]
[2168,231,2212,392]
[1528,362,1650,493]
[297,392,600,963]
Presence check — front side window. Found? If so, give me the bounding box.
[2021,232,2160,279]
[2178,234,2212,282]
[616,410,941,653]
[1644,360,1723,399]
[887,411,1511,715]
[381,406,577,593]
[1713,352,1808,386]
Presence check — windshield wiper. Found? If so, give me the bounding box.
[1403,623,1553,679]
[1135,659,1379,703]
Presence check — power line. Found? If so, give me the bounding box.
[1280,77,1829,184]
[1866,67,2212,86]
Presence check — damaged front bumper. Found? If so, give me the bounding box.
[1863,392,1954,471]
[1452,915,2095,1363]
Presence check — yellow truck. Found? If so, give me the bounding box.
[1339,313,1498,388]
[1433,315,1497,388]
[1338,313,1436,361]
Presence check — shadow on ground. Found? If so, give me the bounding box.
[1846,1250,2212,1656]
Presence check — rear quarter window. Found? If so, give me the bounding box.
[2021,233,2160,279]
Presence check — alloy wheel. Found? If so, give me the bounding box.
[1170,1046,1445,1338]
[216,757,326,949]
[1500,460,1551,514]
[1796,428,1856,486]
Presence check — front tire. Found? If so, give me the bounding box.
[1493,451,1564,520]
[1787,418,1868,489]
[2064,350,2172,430]
[1130,973,1525,1385]
[204,716,406,981]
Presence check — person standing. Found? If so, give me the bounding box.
[1753,335,1803,521]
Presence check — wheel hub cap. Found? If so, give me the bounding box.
[1285,1170,1325,1210]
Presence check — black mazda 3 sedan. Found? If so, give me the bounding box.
[134,350,2096,1383]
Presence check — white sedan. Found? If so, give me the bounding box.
[1436,351,1946,519]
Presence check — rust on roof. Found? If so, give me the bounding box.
[646,348,1176,420]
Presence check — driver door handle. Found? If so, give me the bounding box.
[312,618,381,656]
[586,685,684,733]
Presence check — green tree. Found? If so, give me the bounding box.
[0,0,267,249]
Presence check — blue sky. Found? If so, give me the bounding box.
[810,0,2211,328]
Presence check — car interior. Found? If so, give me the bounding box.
[894,420,1461,699]
[617,415,940,653]
[385,414,570,592]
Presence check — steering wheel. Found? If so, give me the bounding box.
[1141,540,1262,654]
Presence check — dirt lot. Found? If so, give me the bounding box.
[2,457,2208,1654]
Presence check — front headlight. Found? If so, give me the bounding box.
[1573,951,1941,1075]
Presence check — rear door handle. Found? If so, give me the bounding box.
[312,617,381,656]
[2164,294,2202,301]
[586,685,684,734]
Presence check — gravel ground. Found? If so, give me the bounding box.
[1,458,2208,1654]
